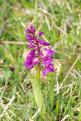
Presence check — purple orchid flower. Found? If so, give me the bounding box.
[24,24,55,76]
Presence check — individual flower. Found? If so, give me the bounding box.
[24,24,55,76]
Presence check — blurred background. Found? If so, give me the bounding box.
[0,0,81,121]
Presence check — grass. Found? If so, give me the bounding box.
[0,0,81,121]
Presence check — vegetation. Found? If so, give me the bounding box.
[0,0,81,121]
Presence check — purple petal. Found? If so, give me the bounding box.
[26,50,36,60]
[26,34,36,41]
[26,24,35,34]
[39,39,50,46]
[26,34,32,41]
[38,32,43,36]
[33,58,39,65]
[39,51,43,56]
[42,69,48,76]
[47,64,55,72]
[30,24,35,33]
[24,60,33,69]
[24,50,36,69]
[43,64,54,76]
[42,56,52,66]
[45,49,55,56]
[28,44,35,48]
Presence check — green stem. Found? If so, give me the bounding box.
[31,65,44,110]
[37,64,40,79]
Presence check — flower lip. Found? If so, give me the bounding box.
[43,64,55,76]
[24,60,34,69]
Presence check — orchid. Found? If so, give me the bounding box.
[24,24,55,76]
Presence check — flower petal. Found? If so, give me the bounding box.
[45,48,55,56]
[28,44,35,48]
[33,58,40,65]
[43,64,54,76]
[24,60,33,69]
[26,34,37,41]
[26,50,36,60]
[38,32,43,36]
[26,24,35,34]
[39,39,50,46]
